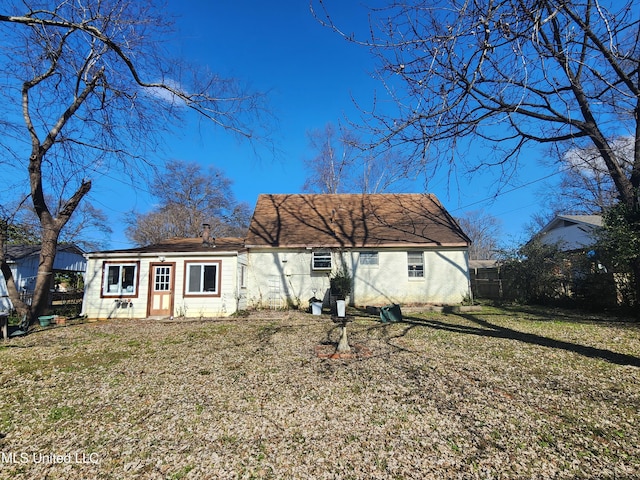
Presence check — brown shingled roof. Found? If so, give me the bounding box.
[246,194,470,248]
[90,237,246,255]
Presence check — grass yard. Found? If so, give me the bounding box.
[0,306,638,479]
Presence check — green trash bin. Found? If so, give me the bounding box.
[38,315,55,327]
[380,304,402,323]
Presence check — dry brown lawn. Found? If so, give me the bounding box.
[0,305,639,479]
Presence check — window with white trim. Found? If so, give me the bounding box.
[103,263,138,296]
[186,263,219,294]
[407,251,424,278]
[312,251,332,270]
[359,252,379,266]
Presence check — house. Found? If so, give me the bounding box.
[81,194,471,319]
[536,215,602,251]
[0,244,87,311]
[81,229,247,319]
[244,193,471,309]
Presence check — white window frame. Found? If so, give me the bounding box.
[312,251,332,271]
[153,265,172,292]
[359,251,379,266]
[407,251,424,278]
[185,262,220,295]
[240,264,247,289]
[102,262,138,296]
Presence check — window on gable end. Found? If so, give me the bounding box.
[407,251,424,278]
[359,251,379,266]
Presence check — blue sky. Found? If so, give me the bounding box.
[87,0,559,249]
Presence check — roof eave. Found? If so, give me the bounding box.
[244,242,469,249]
[85,249,243,259]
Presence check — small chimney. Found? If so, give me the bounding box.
[202,223,215,247]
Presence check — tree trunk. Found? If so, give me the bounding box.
[26,154,91,324]
[27,226,59,324]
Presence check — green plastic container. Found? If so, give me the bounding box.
[38,315,55,327]
[380,304,402,323]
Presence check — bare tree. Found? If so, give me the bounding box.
[3,195,112,251]
[58,203,113,251]
[125,160,250,245]
[457,210,502,260]
[302,122,411,193]
[314,0,640,298]
[549,136,635,214]
[0,0,270,322]
[302,123,357,194]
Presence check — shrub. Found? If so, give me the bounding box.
[330,265,352,299]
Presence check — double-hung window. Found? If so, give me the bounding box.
[312,251,332,270]
[185,262,220,295]
[103,262,138,296]
[359,252,379,266]
[407,252,424,278]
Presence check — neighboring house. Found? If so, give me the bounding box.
[531,214,620,306]
[245,193,471,309]
[536,215,602,251]
[0,244,87,311]
[81,229,247,319]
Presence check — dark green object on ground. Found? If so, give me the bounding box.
[380,304,402,323]
[38,315,55,327]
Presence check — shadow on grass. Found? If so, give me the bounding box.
[494,303,639,325]
[394,312,640,367]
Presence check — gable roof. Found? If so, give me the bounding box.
[535,214,603,251]
[245,193,470,248]
[87,237,246,256]
[539,215,603,234]
[4,243,84,262]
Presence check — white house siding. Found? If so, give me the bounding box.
[82,253,241,320]
[540,224,597,251]
[236,253,249,312]
[171,256,239,318]
[246,249,331,309]
[53,250,88,273]
[246,248,471,309]
[351,249,470,306]
[11,258,37,293]
[82,255,150,320]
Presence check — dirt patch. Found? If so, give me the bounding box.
[314,342,373,359]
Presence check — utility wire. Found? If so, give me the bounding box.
[449,165,572,214]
